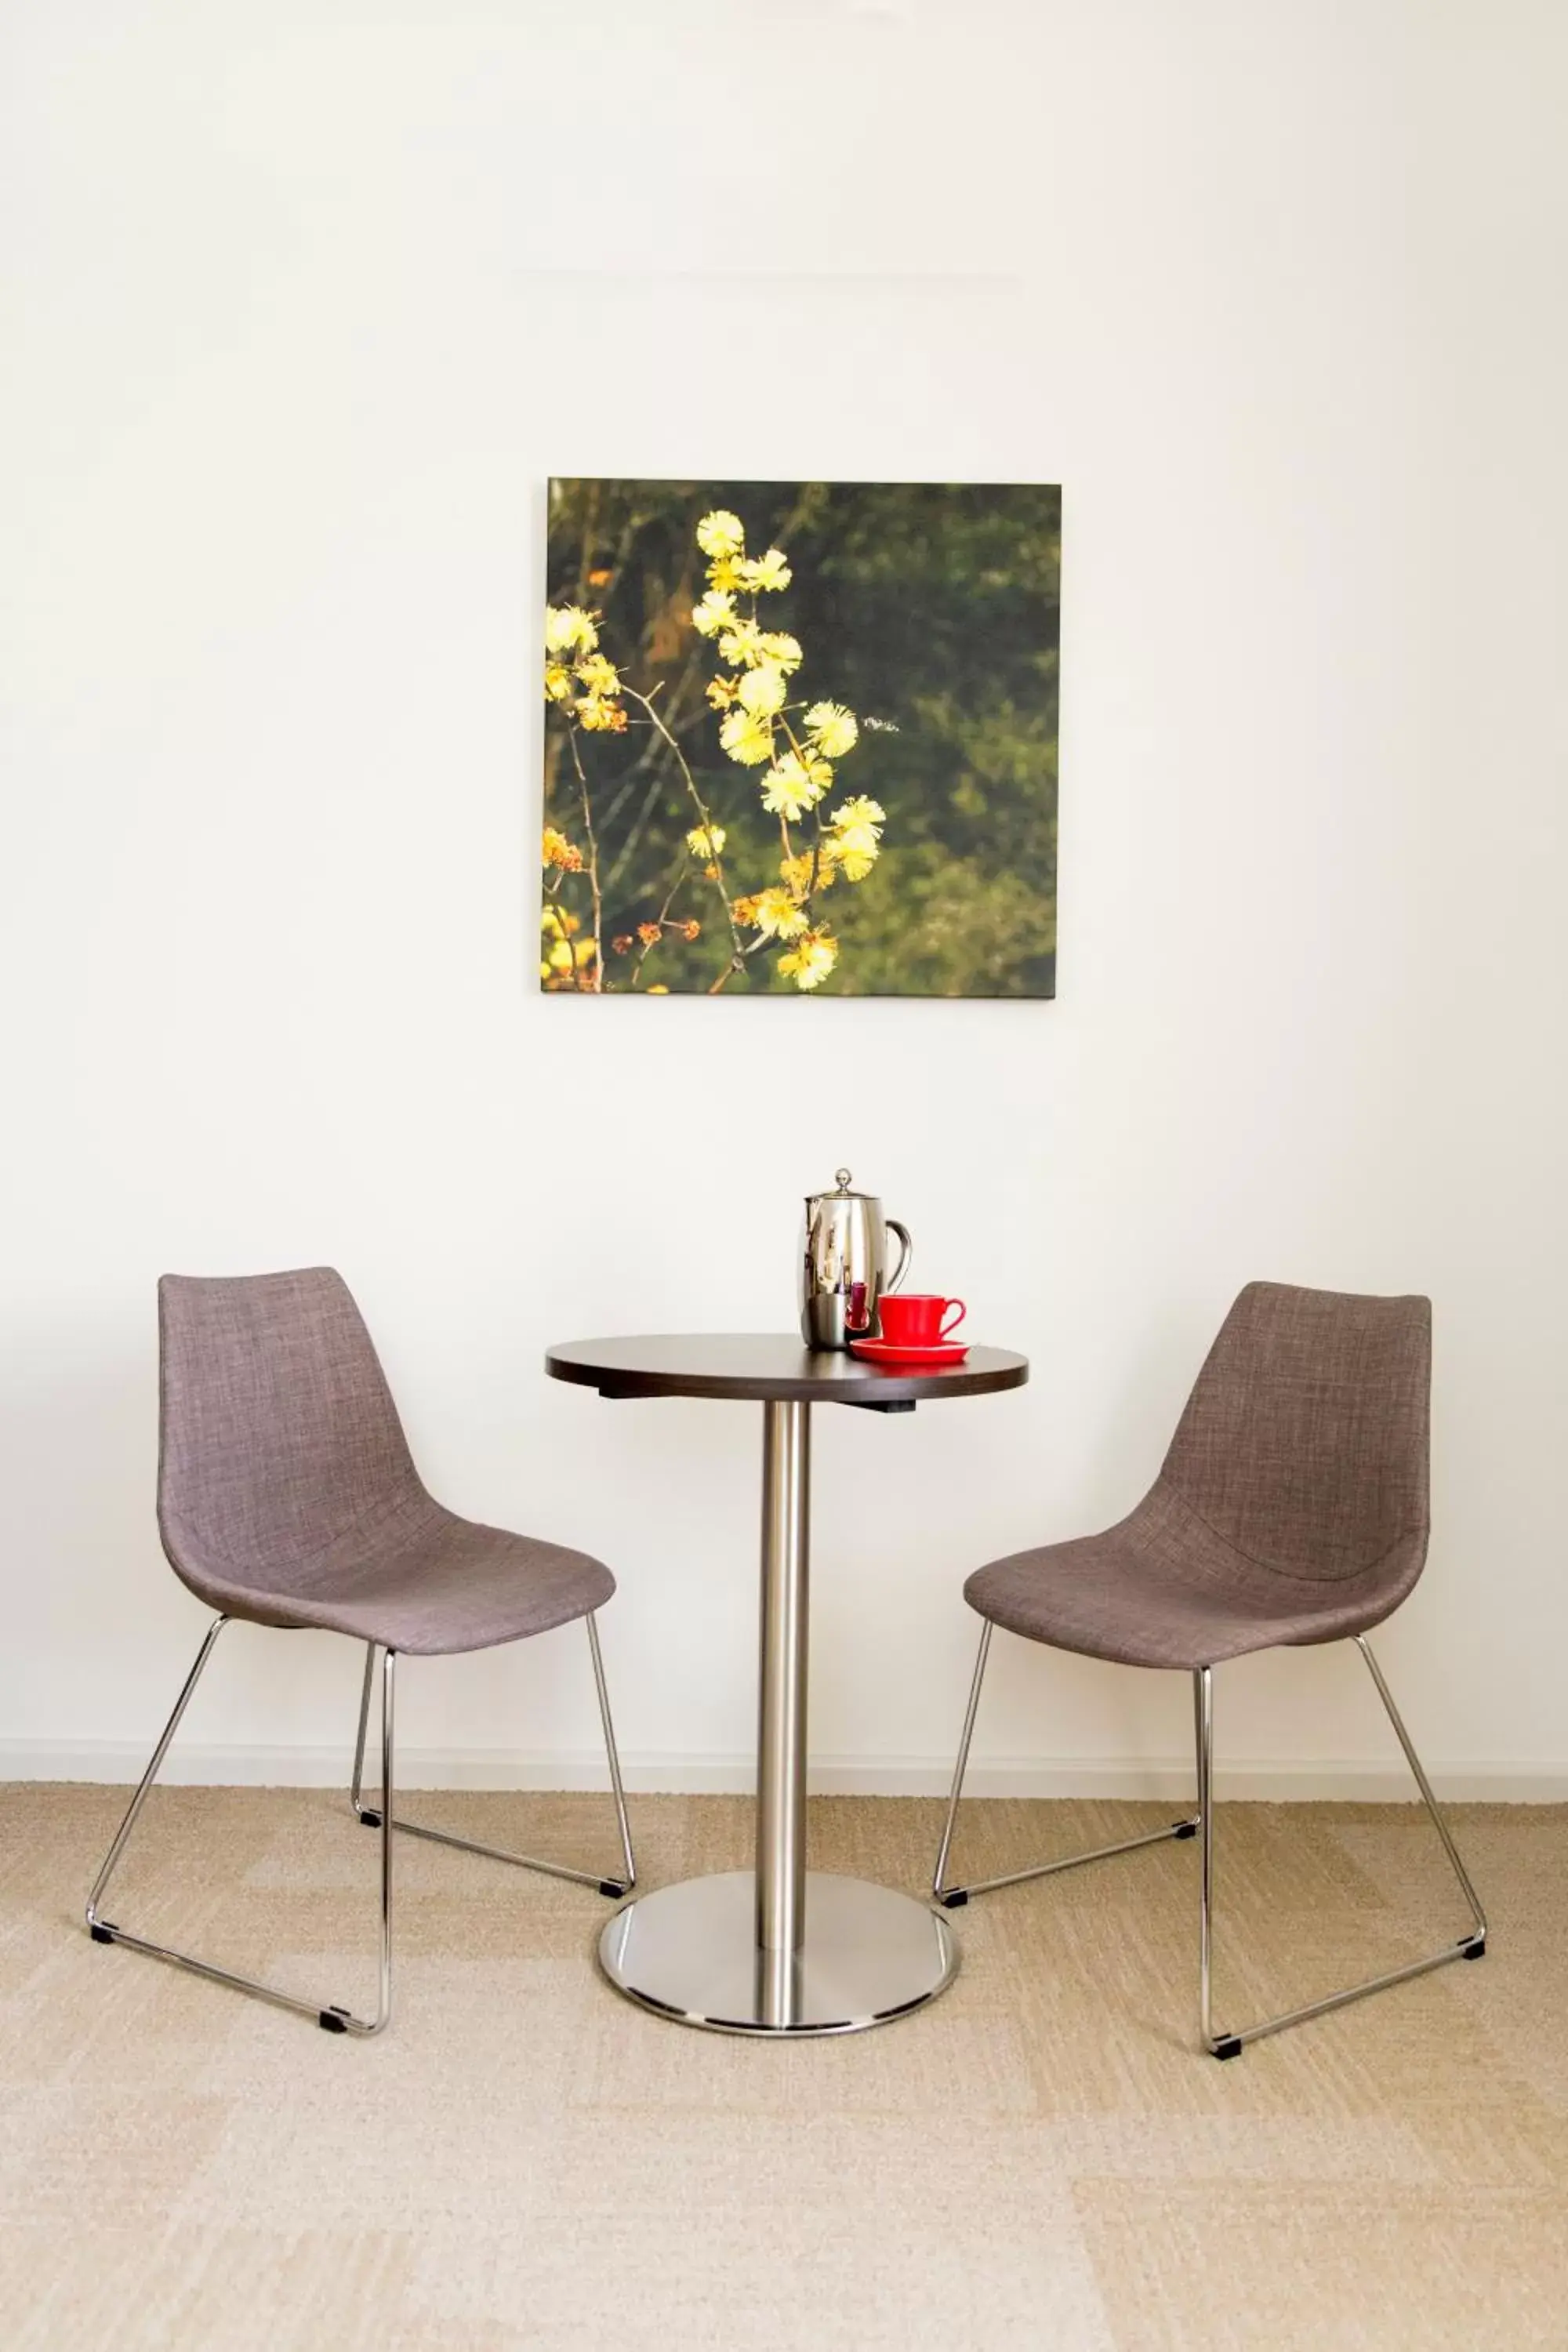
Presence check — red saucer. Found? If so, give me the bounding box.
[848,1337,971,1367]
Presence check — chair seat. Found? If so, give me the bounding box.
[965,1479,1425,1671]
[162,1495,615,1656]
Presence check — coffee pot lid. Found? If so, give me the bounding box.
[806,1165,876,1203]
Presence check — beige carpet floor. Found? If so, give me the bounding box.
[2,1786,1566,2350]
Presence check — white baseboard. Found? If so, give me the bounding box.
[2,1743,1566,1803]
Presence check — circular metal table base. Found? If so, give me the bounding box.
[598,1870,959,2037]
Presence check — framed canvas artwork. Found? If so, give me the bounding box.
[540,479,1060,998]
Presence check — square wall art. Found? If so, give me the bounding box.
[540,479,1060,997]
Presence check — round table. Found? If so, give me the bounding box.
[546,1334,1029,2036]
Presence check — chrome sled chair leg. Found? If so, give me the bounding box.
[85,1616,396,2037]
[931,1623,1200,1907]
[1194,1640,1487,2060]
[347,1612,637,1898]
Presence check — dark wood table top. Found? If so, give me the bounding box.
[545,1333,1029,1411]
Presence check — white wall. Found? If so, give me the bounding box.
[4,0,1566,1798]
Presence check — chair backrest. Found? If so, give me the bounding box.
[1159,1281,1431,1582]
[158,1268,425,1594]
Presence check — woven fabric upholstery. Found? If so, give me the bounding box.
[158,1269,613,1654]
[966,1282,1432,1670]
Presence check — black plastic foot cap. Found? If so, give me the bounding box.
[1211,2034,1243,2061]
[598,1879,627,1900]
[939,1889,970,1909]
[1173,1820,1199,1840]
[358,1809,383,1829]
[1462,1935,1486,1959]
[89,1922,115,1944]
[318,2007,350,2034]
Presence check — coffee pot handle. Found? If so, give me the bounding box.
[884,1219,913,1295]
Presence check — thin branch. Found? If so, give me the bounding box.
[565,727,604,993]
[629,854,693,988]
[600,650,713,898]
[777,712,832,924]
[621,684,746,982]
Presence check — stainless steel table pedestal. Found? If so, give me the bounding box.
[599,1868,956,2036]
[597,1399,957,2035]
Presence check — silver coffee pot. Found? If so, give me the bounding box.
[800,1168,913,1351]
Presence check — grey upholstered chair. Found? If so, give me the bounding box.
[931,1281,1486,2058]
[85,1268,635,2037]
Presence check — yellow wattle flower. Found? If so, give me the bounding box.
[769,751,833,815]
[830,794,884,829]
[828,796,883,882]
[737,662,787,717]
[544,662,574,703]
[576,694,627,733]
[717,617,765,668]
[778,929,838,990]
[760,752,826,818]
[738,549,792,593]
[545,604,598,655]
[574,653,620,696]
[691,588,737,639]
[542,826,583,873]
[706,556,744,593]
[706,674,740,710]
[805,701,858,758]
[833,819,880,858]
[696,509,746,561]
[835,843,878,882]
[752,886,810,940]
[685,824,727,859]
[758,632,803,672]
[719,706,775,767]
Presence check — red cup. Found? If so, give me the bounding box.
[877,1293,966,1347]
